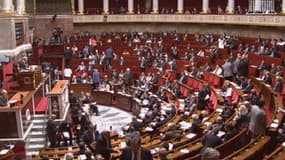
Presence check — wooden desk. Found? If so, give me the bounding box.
[69,84,92,96]
[224,136,271,160]
[17,65,42,91]
[264,145,285,160]
[48,80,69,120]
[93,90,113,106]
[115,93,132,111]
[131,98,143,116]
[0,148,14,160]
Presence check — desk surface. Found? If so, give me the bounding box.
[49,80,68,94]
[0,91,31,110]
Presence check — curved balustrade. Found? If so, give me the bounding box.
[73,14,285,27]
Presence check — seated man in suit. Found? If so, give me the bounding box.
[120,132,153,160]
[274,76,283,93]
[130,117,143,132]
[201,127,222,153]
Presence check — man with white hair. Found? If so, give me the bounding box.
[120,132,153,160]
[201,147,220,160]
[64,152,74,160]
[123,68,133,86]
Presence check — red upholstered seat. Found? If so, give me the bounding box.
[158,77,164,86]
[187,78,194,87]
[211,91,218,109]
[232,88,239,103]
[213,75,222,87]
[192,80,199,90]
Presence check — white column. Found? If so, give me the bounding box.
[177,0,184,13]
[16,0,26,15]
[78,0,84,15]
[282,0,285,13]
[103,0,109,14]
[127,0,134,13]
[202,0,209,13]
[254,0,262,13]
[227,0,235,13]
[152,0,159,13]
[0,0,13,13]
[71,0,75,15]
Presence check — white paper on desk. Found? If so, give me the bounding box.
[142,99,149,105]
[204,122,212,127]
[139,113,145,119]
[0,149,9,155]
[134,98,141,103]
[162,106,172,111]
[168,122,174,126]
[204,94,210,100]
[120,142,127,149]
[217,131,226,137]
[145,127,154,131]
[180,149,190,153]
[161,110,166,115]
[270,123,279,128]
[79,154,87,160]
[150,149,157,154]
[180,121,192,130]
[168,143,174,151]
[216,108,223,113]
[186,133,196,139]
[123,125,129,130]
[265,84,271,88]
[63,132,70,138]
[279,107,285,113]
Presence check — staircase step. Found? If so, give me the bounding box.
[33,119,46,124]
[26,151,39,157]
[30,131,45,138]
[29,138,46,143]
[33,114,48,119]
[27,144,45,150]
[32,125,45,130]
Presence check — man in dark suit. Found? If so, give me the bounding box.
[73,111,89,143]
[123,68,133,86]
[120,132,153,160]
[262,71,272,85]
[69,90,77,105]
[64,46,72,65]
[105,46,113,66]
[92,69,100,89]
[179,71,188,84]
[243,79,254,93]
[237,55,248,77]
[46,117,58,148]
[201,128,222,153]
[95,131,114,160]
[130,117,143,131]
[82,124,99,152]
[274,77,283,93]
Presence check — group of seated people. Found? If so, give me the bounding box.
[37,29,285,160]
